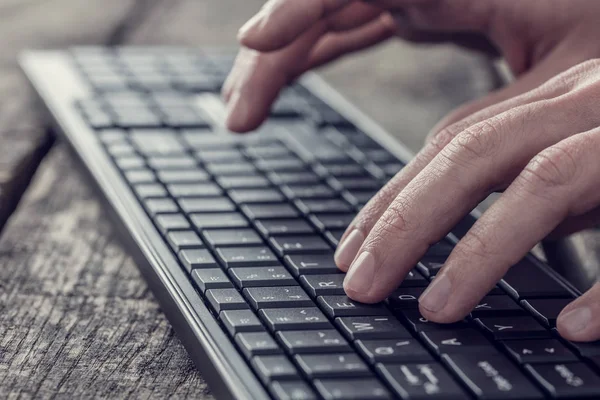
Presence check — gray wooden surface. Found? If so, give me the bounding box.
[0,1,497,398]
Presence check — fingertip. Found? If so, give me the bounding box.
[334,228,364,272]
[557,306,595,342]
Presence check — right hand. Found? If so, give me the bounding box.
[223,0,600,134]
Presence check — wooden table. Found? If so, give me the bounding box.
[0,1,499,397]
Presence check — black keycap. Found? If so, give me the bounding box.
[335,316,411,340]
[133,183,167,199]
[124,169,156,183]
[256,219,314,236]
[300,274,345,297]
[475,316,550,339]
[154,214,190,234]
[216,175,271,189]
[387,287,426,309]
[324,230,345,247]
[443,354,543,400]
[217,246,279,268]
[205,162,257,176]
[179,197,236,213]
[270,235,331,256]
[191,268,233,292]
[144,198,179,215]
[425,240,454,258]
[167,230,204,252]
[318,296,389,318]
[334,177,380,191]
[157,169,210,183]
[236,332,282,358]
[471,295,526,317]
[147,156,197,170]
[259,308,331,331]
[244,286,313,309]
[190,212,248,229]
[270,381,317,400]
[220,309,263,335]
[420,329,497,355]
[309,214,354,231]
[400,270,429,288]
[206,288,248,313]
[203,229,262,248]
[500,259,572,299]
[167,182,222,198]
[343,189,377,206]
[399,310,469,333]
[282,184,336,200]
[178,249,218,273]
[295,353,369,378]
[321,163,367,178]
[377,363,464,400]
[252,355,299,383]
[295,199,353,214]
[242,204,299,220]
[284,254,341,277]
[277,330,350,354]
[229,188,285,204]
[314,378,391,400]
[525,362,600,399]
[501,339,577,364]
[416,258,446,278]
[567,341,600,358]
[521,298,572,327]
[355,339,433,364]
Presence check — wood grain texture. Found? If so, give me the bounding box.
[0,0,501,398]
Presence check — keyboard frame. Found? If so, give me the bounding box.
[20,49,581,400]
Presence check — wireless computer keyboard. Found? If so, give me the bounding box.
[20,47,600,400]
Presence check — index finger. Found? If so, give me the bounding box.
[239,0,355,51]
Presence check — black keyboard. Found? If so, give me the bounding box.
[21,47,600,400]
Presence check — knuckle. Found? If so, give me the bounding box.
[440,119,502,166]
[428,123,463,153]
[521,144,579,190]
[550,59,600,91]
[375,196,419,238]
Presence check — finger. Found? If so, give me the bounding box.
[557,283,600,342]
[419,129,600,323]
[342,88,600,304]
[221,48,251,102]
[334,60,582,272]
[305,13,397,71]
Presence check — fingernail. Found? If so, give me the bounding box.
[334,229,365,269]
[559,307,591,336]
[225,91,249,130]
[344,251,376,294]
[419,273,452,313]
[238,11,266,40]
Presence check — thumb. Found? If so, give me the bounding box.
[557,282,600,342]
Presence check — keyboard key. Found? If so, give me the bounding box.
[377,363,464,400]
[115,155,145,170]
[256,158,306,172]
[244,144,290,160]
[196,149,245,163]
[300,274,345,297]
[130,130,185,155]
[268,171,321,185]
[270,381,317,400]
[133,183,167,199]
[220,309,263,335]
[387,287,426,309]
[229,266,294,288]
[270,235,331,256]
[147,156,197,170]
[244,287,313,309]
[335,316,411,340]
[178,249,218,273]
[124,169,155,183]
[399,270,429,288]
[324,230,344,247]
[500,259,572,299]
[256,219,314,236]
[399,310,469,333]
[475,316,550,339]
[425,240,454,258]
[355,339,432,364]
[314,378,391,400]
[167,182,222,198]
[236,332,282,358]
[107,142,136,157]
[334,177,381,191]
[443,354,543,400]
[252,355,299,383]
[295,353,369,378]
[567,341,600,357]
[317,296,389,318]
[501,339,577,364]
[203,229,262,248]
[229,188,285,204]
[206,288,248,313]
[259,308,331,331]
[154,214,190,233]
[216,175,271,189]
[205,162,257,176]
[277,329,350,355]
[295,199,353,214]
[190,212,248,229]
[191,268,233,292]
[179,197,236,213]
[526,362,600,399]
[416,258,446,278]
[284,254,340,277]
[282,184,336,200]
[217,246,279,268]
[419,329,497,355]
[167,230,204,252]
[144,198,179,215]
[242,204,299,220]
[308,214,354,231]
[521,298,572,327]
[471,295,526,317]
[157,169,210,183]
